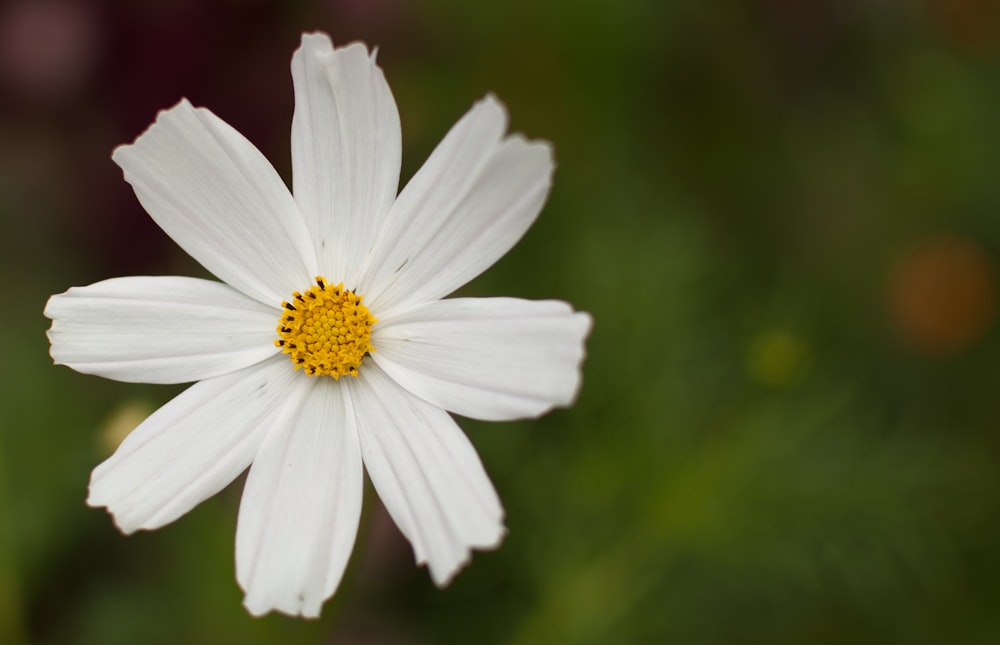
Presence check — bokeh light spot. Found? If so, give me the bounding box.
[0,0,102,101]
[746,329,811,388]
[98,399,157,456]
[886,234,996,356]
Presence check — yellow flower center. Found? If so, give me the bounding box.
[275,277,377,379]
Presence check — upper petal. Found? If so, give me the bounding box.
[359,95,554,314]
[113,99,318,306]
[87,356,298,533]
[236,377,364,618]
[372,297,592,421]
[349,364,505,586]
[291,33,401,285]
[45,276,279,384]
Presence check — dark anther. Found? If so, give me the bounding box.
[284,302,296,311]
[316,278,326,289]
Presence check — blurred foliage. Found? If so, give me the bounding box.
[3,0,1000,643]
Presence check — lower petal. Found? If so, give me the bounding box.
[348,364,505,587]
[373,297,592,421]
[88,356,297,533]
[236,377,363,618]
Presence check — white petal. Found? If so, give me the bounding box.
[112,99,318,306]
[45,276,279,384]
[87,356,298,533]
[373,298,592,421]
[359,95,554,314]
[349,364,505,586]
[237,377,363,618]
[291,33,401,285]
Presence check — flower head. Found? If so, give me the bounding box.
[44,32,591,618]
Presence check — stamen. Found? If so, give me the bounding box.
[275,276,377,379]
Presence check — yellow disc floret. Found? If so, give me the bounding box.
[275,277,377,379]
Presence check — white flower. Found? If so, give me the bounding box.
[43,32,591,618]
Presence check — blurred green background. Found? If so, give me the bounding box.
[3,0,1000,643]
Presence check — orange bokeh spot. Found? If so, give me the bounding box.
[886,234,996,356]
[924,0,1000,55]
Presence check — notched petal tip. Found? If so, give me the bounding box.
[86,491,137,535]
[503,133,557,189]
[111,98,195,162]
[478,91,505,112]
[576,309,595,337]
[43,285,78,321]
[470,94,555,163]
[87,465,145,535]
[299,30,332,45]
[560,309,595,409]
[298,30,378,63]
[424,523,508,588]
[43,293,60,353]
[44,291,74,366]
[472,92,509,133]
[242,594,323,620]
